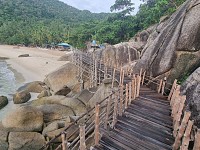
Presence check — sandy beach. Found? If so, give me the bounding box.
[0,45,68,120]
[0,45,67,83]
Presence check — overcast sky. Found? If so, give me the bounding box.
[60,0,143,14]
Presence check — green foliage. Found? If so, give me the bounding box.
[110,0,135,17]
[0,0,186,49]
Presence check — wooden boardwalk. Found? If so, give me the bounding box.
[93,86,174,150]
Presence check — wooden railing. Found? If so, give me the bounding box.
[40,70,142,150]
[40,50,199,150]
[142,72,200,150]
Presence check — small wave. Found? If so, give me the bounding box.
[0,61,17,96]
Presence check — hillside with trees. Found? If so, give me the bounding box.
[0,0,186,48]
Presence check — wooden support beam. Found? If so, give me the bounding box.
[134,76,137,100]
[136,75,141,97]
[171,86,181,118]
[128,82,132,105]
[125,84,129,109]
[119,85,123,116]
[180,120,194,150]
[94,104,100,145]
[131,78,135,99]
[121,70,125,85]
[157,79,163,93]
[112,93,118,128]
[139,68,143,77]
[173,96,186,137]
[141,71,146,85]
[168,79,177,101]
[170,85,180,107]
[112,68,116,88]
[79,124,86,150]
[104,96,111,130]
[119,67,123,85]
[61,133,68,150]
[161,77,167,95]
[193,129,200,150]
[173,111,191,150]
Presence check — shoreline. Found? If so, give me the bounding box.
[0,45,66,84]
[0,45,67,120]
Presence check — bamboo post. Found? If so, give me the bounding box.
[128,82,132,105]
[121,70,125,85]
[104,96,111,130]
[136,75,141,97]
[173,96,186,137]
[125,84,129,109]
[172,87,181,117]
[61,133,68,150]
[193,129,200,150]
[134,76,137,99]
[79,124,86,150]
[180,120,194,150]
[141,71,146,85]
[112,68,116,88]
[112,93,118,128]
[99,60,102,85]
[94,104,100,145]
[161,77,167,95]
[170,85,180,107]
[94,60,97,86]
[168,79,177,101]
[173,111,191,150]
[139,68,143,77]
[131,77,135,99]
[119,67,122,85]
[157,79,163,93]
[119,85,123,116]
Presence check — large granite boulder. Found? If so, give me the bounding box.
[37,104,75,123]
[0,96,8,109]
[44,62,89,94]
[89,81,116,108]
[133,0,200,84]
[13,91,31,104]
[8,132,45,150]
[30,96,87,116]
[181,67,200,127]
[98,43,140,67]
[45,125,79,142]
[2,106,43,132]
[0,122,9,150]
[57,52,73,61]
[17,81,46,93]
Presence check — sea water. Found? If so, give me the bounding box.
[0,60,17,96]
[0,60,18,120]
